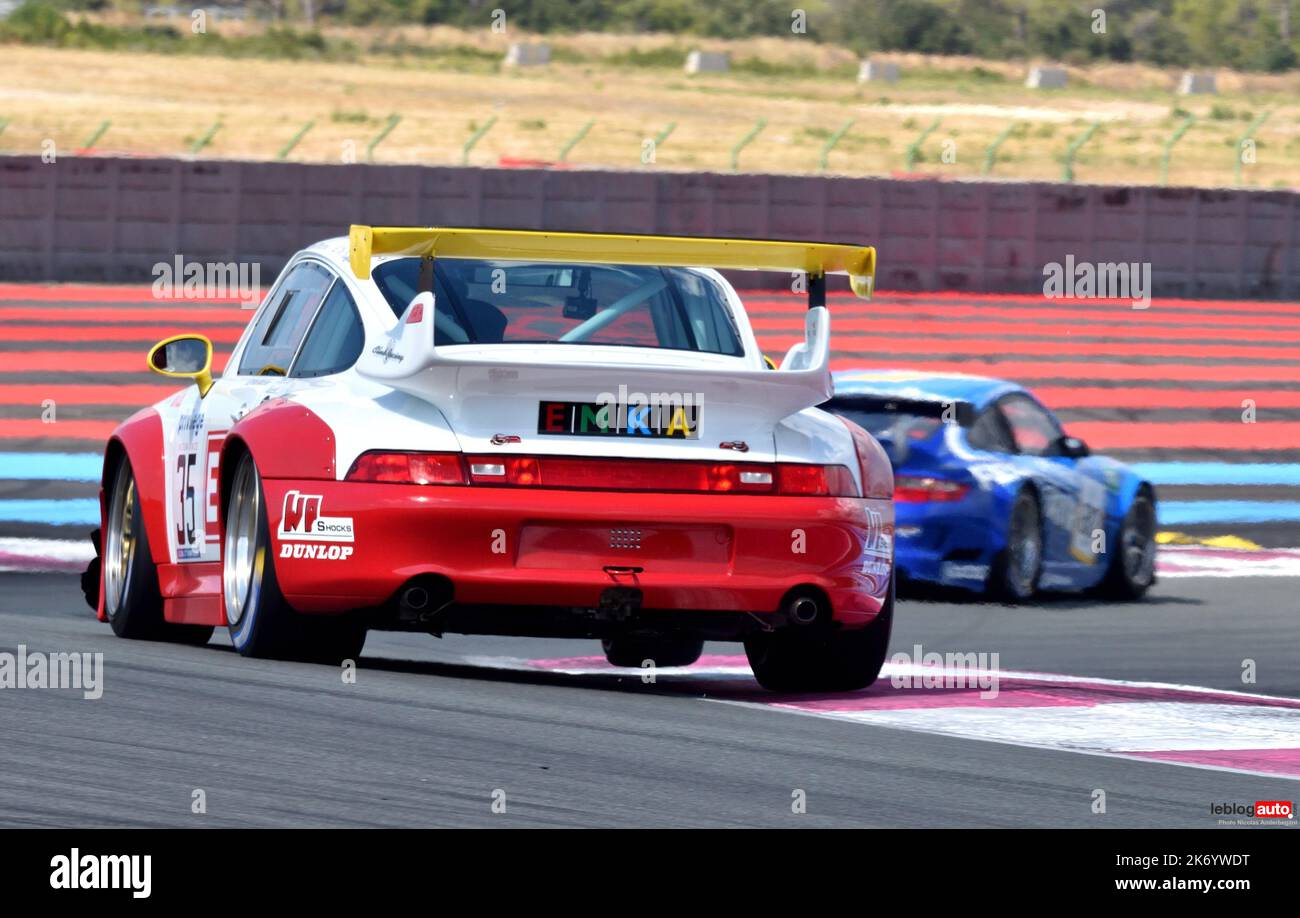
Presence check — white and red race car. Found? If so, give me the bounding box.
[86,227,894,691]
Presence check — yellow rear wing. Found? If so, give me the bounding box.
[347,225,876,298]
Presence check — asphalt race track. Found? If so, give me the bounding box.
[2,572,1297,828]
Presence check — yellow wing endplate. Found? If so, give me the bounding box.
[348,225,876,299]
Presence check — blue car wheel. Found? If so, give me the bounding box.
[1100,491,1157,599]
[989,489,1042,602]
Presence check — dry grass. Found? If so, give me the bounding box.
[1,23,1298,189]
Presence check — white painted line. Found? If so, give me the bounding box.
[0,537,94,562]
[1157,545,1300,578]
[809,702,1300,752]
[496,653,1300,783]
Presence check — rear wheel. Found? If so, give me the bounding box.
[1100,491,1157,599]
[80,528,101,611]
[744,588,894,693]
[223,453,365,664]
[988,488,1042,603]
[602,634,704,668]
[104,459,213,646]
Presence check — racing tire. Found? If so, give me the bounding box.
[601,635,704,668]
[988,488,1042,603]
[743,586,894,693]
[1099,491,1157,600]
[103,459,214,646]
[80,528,101,611]
[222,453,366,665]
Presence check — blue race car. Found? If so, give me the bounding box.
[825,370,1157,601]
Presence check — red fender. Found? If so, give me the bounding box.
[222,398,337,482]
[211,400,338,620]
[98,408,168,622]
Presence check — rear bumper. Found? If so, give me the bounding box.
[264,480,894,627]
[894,497,1000,590]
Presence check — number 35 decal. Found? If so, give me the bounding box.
[175,450,200,559]
[173,432,226,563]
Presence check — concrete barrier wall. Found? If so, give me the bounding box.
[2,155,1297,298]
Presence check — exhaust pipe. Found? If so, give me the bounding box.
[394,576,453,629]
[787,595,821,626]
[400,586,430,613]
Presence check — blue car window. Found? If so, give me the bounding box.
[968,408,1016,453]
[998,395,1062,457]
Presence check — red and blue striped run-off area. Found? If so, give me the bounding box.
[1,283,1298,571]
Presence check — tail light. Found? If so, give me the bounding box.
[894,475,970,503]
[346,451,856,496]
[775,463,859,497]
[346,452,467,485]
[468,456,541,486]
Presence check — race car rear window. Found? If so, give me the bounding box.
[372,258,744,357]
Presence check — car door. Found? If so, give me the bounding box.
[1061,439,1123,586]
[994,393,1096,582]
[164,260,336,564]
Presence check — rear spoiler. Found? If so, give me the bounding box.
[348,225,876,299]
[827,393,976,427]
[349,226,877,421]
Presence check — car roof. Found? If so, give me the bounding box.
[831,369,1024,410]
[302,236,351,264]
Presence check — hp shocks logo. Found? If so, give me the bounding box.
[278,491,355,544]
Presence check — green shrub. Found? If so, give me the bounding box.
[3,0,1298,74]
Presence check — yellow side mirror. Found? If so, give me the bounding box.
[147,334,214,397]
